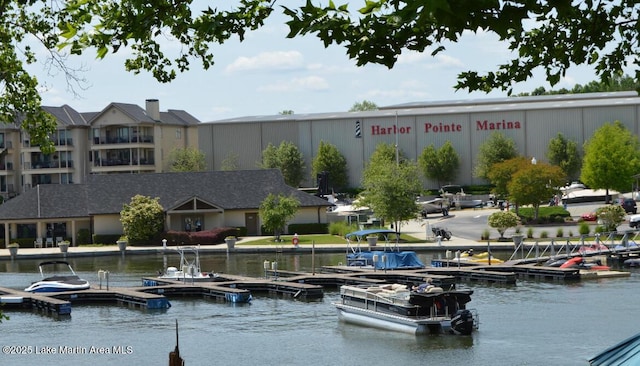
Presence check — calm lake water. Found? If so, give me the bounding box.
[0,251,638,366]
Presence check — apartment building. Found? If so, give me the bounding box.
[0,99,200,200]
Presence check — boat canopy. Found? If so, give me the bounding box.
[589,332,640,365]
[345,229,397,239]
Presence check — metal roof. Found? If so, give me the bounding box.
[203,91,640,125]
[590,332,640,366]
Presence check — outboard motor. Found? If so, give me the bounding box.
[450,309,474,335]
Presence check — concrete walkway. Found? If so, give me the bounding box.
[0,202,621,260]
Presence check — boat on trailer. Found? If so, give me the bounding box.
[345,229,425,270]
[333,283,478,335]
[24,261,90,293]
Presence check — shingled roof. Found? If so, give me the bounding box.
[0,170,331,220]
[0,184,89,220]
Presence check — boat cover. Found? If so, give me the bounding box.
[347,250,425,269]
[345,229,397,239]
[589,332,640,366]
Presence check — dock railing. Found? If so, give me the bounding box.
[508,231,639,262]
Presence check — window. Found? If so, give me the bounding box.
[176,129,182,139]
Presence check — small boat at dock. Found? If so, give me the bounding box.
[333,283,478,335]
[345,229,425,270]
[24,261,90,293]
[457,250,504,264]
[157,246,217,282]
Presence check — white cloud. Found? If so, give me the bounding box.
[433,54,465,68]
[225,51,305,73]
[258,76,329,92]
[397,51,430,65]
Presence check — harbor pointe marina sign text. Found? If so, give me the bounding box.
[200,92,640,188]
[370,120,522,135]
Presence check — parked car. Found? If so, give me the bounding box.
[621,198,637,214]
[580,212,597,221]
[629,214,640,228]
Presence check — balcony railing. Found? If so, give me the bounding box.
[26,160,74,169]
[93,158,155,167]
[93,135,154,145]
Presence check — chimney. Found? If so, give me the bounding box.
[145,99,160,121]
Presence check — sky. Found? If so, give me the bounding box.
[26,6,608,123]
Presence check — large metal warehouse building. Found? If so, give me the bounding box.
[198,91,640,189]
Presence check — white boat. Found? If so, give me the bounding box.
[24,261,90,293]
[158,246,216,282]
[333,283,478,335]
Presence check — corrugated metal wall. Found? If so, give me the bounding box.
[199,97,640,190]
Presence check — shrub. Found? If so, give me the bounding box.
[517,206,571,224]
[481,229,490,240]
[77,228,91,244]
[595,205,626,232]
[288,223,329,234]
[151,227,238,246]
[329,221,359,236]
[540,231,548,239]
[527,227,534,239]
[488,211,520,239]
[578,222,590,236]
[556,228,563,238]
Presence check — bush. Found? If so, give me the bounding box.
[556,228,563,238]
[540,231,548,239]
[488,211,520,239]
[527,227,534,239]
[77,229,91,244]
[329,222,359,236]
[93,234,121,245]
[517,206,570,224]
[578,222,590,236]
[150,227,238,246]
[481,229,490,240]
[288,223,329,234]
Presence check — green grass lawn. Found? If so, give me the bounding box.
[238,233,423,246]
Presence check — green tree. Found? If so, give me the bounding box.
[596,205,626,233]
[520,75,640,96]
[487,157,531,199]
[311,141,348,191]
[120,195,165,243]
[167,147,206,172]
[279,110,294,115]
[260,141,306,187]
[349,100,378,112]
[284,2,640,94]
[359,144,421,233]
[4,1,639,146]
[581,121,640,201]
[418,141,460,187]
[487,211,520,240]
[221,152,239,171]
[547,133,581,181]
[507,163,565,220]
[474,132,518,180]
[259,193,300,242]
[369,142,408,166]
